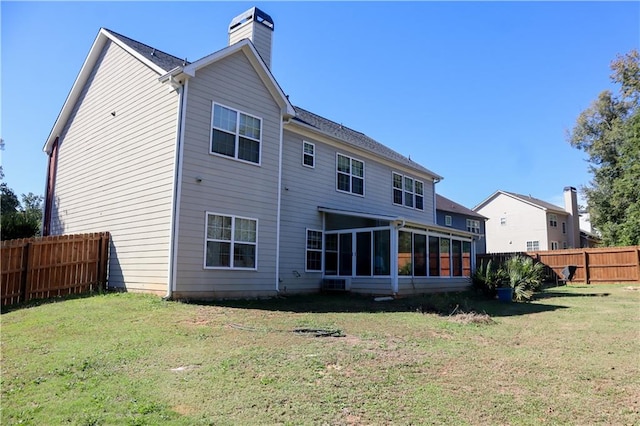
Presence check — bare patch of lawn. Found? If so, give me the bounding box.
[2,284,638,425]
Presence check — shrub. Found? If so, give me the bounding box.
[504,255,545,301]
[472,259,506,298]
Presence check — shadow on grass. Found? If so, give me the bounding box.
[534,291,611,300]
[0,291,104,315]
[191,291,569,318]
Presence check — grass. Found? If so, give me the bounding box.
[2,284,639,425]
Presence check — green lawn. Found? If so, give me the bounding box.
[2,284,639,425]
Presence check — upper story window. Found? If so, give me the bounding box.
[445,215,452,227]
[549,214,558,227]
[526,240,540,251]
[336,154,364,196]
[302,141,315,168]
[392,172,424,210]
[562,222,566,234]
[550,241,559,250]
[211,103,262,164]
[500,217,507,226]
[466,219,480,233]
[205,212,257,269]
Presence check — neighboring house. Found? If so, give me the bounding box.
[473,186,598,253]
[42,7,476,299]
[435,194,487,254]
[578,211,601,248]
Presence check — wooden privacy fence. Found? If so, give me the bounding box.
[478,246,640,284]
[1,232,110,307]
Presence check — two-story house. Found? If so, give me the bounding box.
[473,186,590,253]
[42,7,476,299]
[435,194,487,254]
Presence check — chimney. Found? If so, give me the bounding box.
[228,7,274,69]
[564,186,580,248]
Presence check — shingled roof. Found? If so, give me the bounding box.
[436,194,486,218]
[105,28,189,72]
[502,191,568,214]
[292,107,442,180]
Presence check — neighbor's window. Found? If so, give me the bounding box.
[526,240,539,251]
[466,219,480,233]
[551,241,559,250]
[549,214,558,227]
[336,154,364,195]
[205,213,257,269]
[445,215,452,227]
[306,229,322,271]
[562,222,566,234]
[392,172,424,210]
[211,103,262,164]
[302,141,315,168]
[500,217,507,226]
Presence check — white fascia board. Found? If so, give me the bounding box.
[43,29,109,153]
[183,40,295,118]
[43,28,166,153]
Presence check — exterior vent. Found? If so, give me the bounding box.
[322,278,351,292]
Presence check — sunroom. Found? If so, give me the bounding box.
[316,207,476,296]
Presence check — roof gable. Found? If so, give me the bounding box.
[43,28,185,153]
[474,190,567,214]
[180,39,294,117]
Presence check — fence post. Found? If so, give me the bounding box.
[583,250,590,284]
[636,247,640,282]
[20,241,30,303]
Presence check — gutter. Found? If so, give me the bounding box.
[165,80,188,299]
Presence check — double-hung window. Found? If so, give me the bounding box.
[336,154,364,196]
[305,229,322,271]
[526,240,540,251]
[466,219,480,233]
[205,213,257,269]
[302,141,315,168]
[392,172,424,210]
[549,214,558,227]
[211,103,262,164]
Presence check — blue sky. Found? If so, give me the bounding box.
[2,1,638,210]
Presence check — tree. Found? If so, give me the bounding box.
[0,186,43,241]
[568,50,640,246]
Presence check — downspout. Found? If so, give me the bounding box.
[165,81,188,300]
[42,137,59,236]
[275,117,288,293]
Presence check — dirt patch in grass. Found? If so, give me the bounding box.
[447,311,495,325]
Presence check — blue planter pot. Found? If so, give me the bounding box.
[496,287,513,302]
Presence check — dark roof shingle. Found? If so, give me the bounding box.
[292,107,442,179]
[105,28,189,72]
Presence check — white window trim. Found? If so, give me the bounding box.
[550,241,559,250]
[392,172,424,211]
[526,240,540,251]
[549,213,558,228]
[210,101,263,166]
[305,228,323,272]
[466,219,480,233]
[302,141,315,168]
[445,215,452,227]
[204,211,258,270]
[336,153,365,197]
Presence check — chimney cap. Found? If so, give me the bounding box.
[564,186,577,192]
[229,7,274,31]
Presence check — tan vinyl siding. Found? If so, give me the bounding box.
[50,40,178,293]
[278,129,437,293]
[174,50,281,297]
